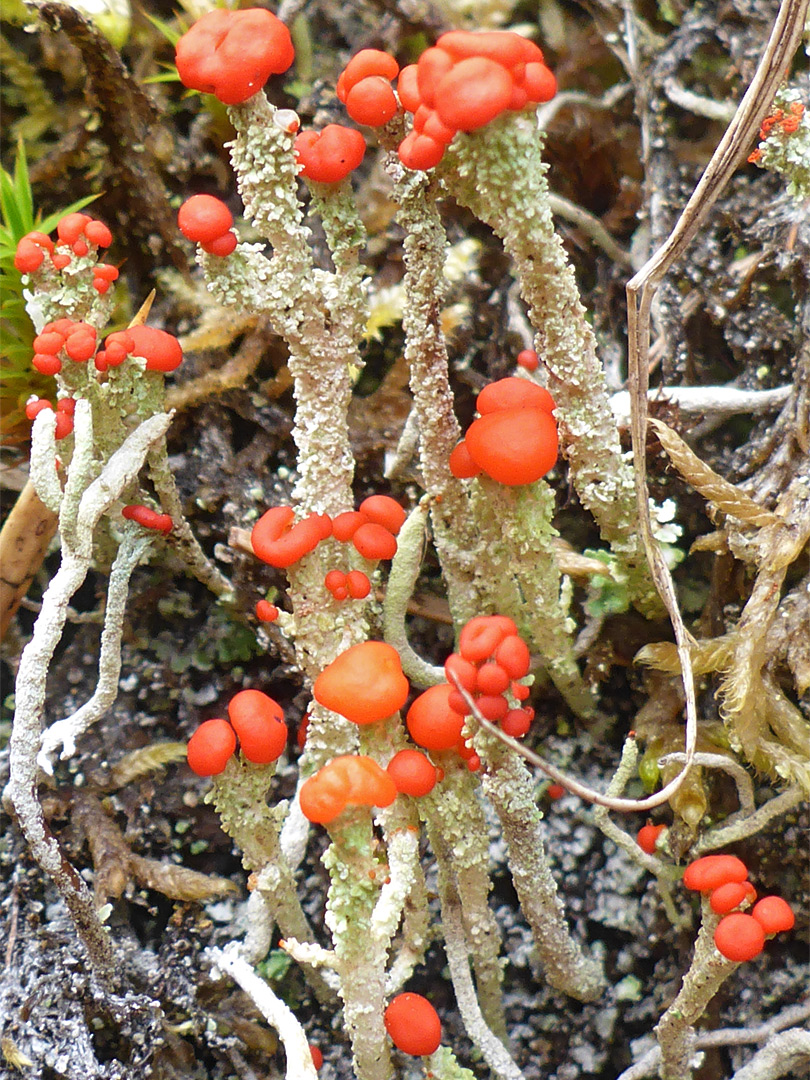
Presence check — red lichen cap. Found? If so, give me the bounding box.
[14,236,46,274]
[386,749,440,797]
[434,56,513,132]
[57,213,92,245]
[709,881,756,915]
[465,406,558,485]
[436,29,543,68]
[358,495,406,535]
[637,823,667,855]
[332,510,369,541]
[476,376,555,416]
[352,521,397,561]
[337,49,399,102]
[751,896,795,935]
[397,65,421,112]
[175,8,294,106]
[516,348,539,371]
[713,913,765,962]
[178,195,234,244]
[346,570,371,599]
[255,600,279,622]
[682,854,749,893]
[406,683,464,750]
[458,614,517,663]
[500,707,533,737]
[449,440,481,479]
[384,992,441,1056]
[129,325,183,372]
[252,505,332,568]
[201,232,237,257]
[295,125,366,184]
[187,717,237,776]
[397,130,446,172]
[345,77,399,127]
[313,641,409,725]
[228,689,287,764]
[122,504,173,534]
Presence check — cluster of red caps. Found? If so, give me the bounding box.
[295,125,366,185]
[15,213,118,295]
[25,396,75,440]
[251,494,405,569]
[174,12,557,184]
[449,376,558,486]
[396,30,557,171]
[444,614,534,737]
[31,318,181,377]
[175,7,294,105]
[31,319,99,376]
[324,568,371,602]
[682,854,795,962]
[95,325,183,374]
[187,689,288,776]
[748,101,805,162]
[404,615,533,773]
[177,194,237,257]
[300,643,442,822]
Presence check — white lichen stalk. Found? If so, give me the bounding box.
[7,403,173,983]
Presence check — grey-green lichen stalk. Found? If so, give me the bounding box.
[445,116,661,616]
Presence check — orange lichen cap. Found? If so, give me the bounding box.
[636,823,666,855]
[300,754,397,823]
[448,440,481,479]
[384,992,442,1056]
[178,195,233,244]
[465,406,558,485]
[398,130,446,171]
[406,683,465,750]
[397,65,421,112]
[313,641,409,724]
[346,77,399,126]
[458,614,517,662]
[251,506,332,568]
[416,47,455,109]
[187,717,237,777]
[129,325,183,373]
[436,29,543,68]
[352,522,397,560]
[386,749,439,797]
[332,510,369,541]
[709,881,756,915]
[358,495,406,535]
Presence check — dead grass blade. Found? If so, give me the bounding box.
[649,419,781,527]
